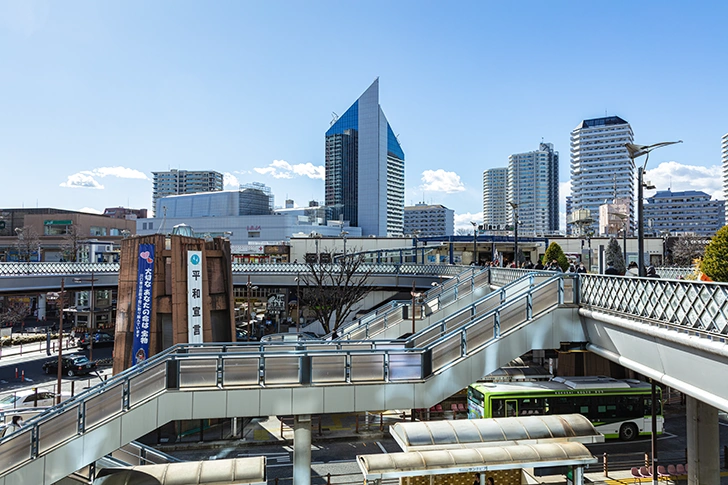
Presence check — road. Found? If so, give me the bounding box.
[0,345,113,393]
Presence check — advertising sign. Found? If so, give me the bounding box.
[187,250,204,343]
[131,244,154,365]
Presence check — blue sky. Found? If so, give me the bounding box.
[1,1,726,232]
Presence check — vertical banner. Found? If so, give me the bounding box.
[132,244,155,366]
[187,250,203,343]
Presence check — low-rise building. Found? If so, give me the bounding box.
[403,203,454,237]
[644,189,725,236]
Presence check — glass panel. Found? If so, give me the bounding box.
[465,315,495,352]
[179,359,217,388]
[350,354,385,382]
[498,297,528,334]
[222,356,259,386]
[532,282,558,315]
[129,363,166,407]
[388,352,422,381]
[38,405,79,454]
[84,384,124,430]
[263,356,300,385]
[311,355,346,383]
[0,428,32,472]
[431,334,461,372]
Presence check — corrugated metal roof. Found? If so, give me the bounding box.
[95,457,266,485]
[389,414,603,451]
[357,442,597,480]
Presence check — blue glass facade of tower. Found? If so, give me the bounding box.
[325,80,405,236]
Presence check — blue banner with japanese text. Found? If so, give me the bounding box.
[132,244,155,366]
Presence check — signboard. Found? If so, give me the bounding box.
[132,244,154,365]
[187,250,203,343]
[231,244,265,254]
[267,293,286,312]
[44,220,73,225]
[264,245,289,255]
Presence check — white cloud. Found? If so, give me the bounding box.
[92,166,149,180]
[420,169,466,193]
[645,161,723,199]
[253,160,324,180]
[60,173,104,189]
[454,212,483,234]
[223,172,240,188]
[60,166,149,190]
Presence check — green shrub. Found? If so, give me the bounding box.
[700,226,728,282]
[543,242,569,271]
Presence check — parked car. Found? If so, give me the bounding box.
[0,389,57,411]
[78,332,115,349]
[42,355,97,377]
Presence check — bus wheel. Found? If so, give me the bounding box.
[619,423,638,441]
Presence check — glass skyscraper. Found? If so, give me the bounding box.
[325,79,405,236]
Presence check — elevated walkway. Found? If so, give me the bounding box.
[0,275,578,485]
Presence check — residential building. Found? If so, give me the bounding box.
[598,198,630,236]
[325,79,405,237]
[239,182,274,216]
[565,196,573,235]
[570,116,634,233]
[506,142,559,236]
[723,133,728,222]
[151,169,223,216]
[403,203,455,237]
[482,168,508,231]
[103,207,148,219]
[643,189,725,237]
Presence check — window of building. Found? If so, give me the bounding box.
[90,226,107,236]
[248,231,260,238]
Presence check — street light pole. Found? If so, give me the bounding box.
[74,271,98,360]
[470,222,477,265]
[57,278,65,405]
[509,202,519,266]
[626,141,682,277]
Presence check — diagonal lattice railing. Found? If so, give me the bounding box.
[0,262,120,275]
[580,274,728,337]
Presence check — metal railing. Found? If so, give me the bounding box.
[0,273,569,479]
[0,261,466,278]
[654,266,694,280]
[489,267,557,287]
[580,274,728,338]
[333,267,483,340]
[0,262,119,276]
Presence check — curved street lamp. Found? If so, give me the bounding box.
[625,141,682,277]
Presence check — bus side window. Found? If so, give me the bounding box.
[492,399,505,417]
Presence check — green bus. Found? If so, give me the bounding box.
[467,376,663,441]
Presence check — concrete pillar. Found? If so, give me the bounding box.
[38,293,46,321]
[686,396,719,485]
[293,414,311,485]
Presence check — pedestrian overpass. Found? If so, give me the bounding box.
[0,269,726,485]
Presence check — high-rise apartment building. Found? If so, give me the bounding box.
[152,169,224,216]
[722,133,728,222]
[644,189,725,236]
[506,143,559,236]
[482,168,508,231]
[565,196,573,235]
[570,116,634,233]
[403,203,455,237]
[325,79,405,237]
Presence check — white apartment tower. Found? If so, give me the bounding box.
[152,169,224,217]
[506,142,559,236]
[570,116,635,233]
[722,133,728,223]
[403,203,455,237]
[483,168,508,231]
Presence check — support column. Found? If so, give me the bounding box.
[572,465,584,485]
[293,414,312,485]
[686,396,719,485]
[37,293,46,321]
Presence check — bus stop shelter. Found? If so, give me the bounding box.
[357,414,601,485]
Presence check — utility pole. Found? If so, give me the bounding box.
[57,278,65,405]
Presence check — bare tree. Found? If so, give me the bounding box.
[670,234,707,266]
[298,252,373,334]
[61,224,85,262]
[14,226,40,262]
[455,228,472,236]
